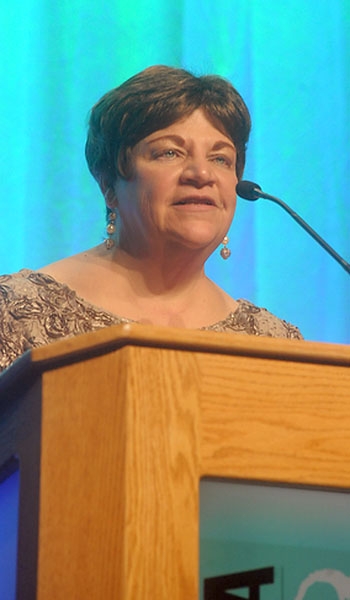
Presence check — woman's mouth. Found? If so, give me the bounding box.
[173,196,216,207]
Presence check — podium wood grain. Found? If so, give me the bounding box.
[37,345,199,598]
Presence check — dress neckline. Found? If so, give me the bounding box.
[21,269,244,330]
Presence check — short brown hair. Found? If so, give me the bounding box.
[85,65,251,188]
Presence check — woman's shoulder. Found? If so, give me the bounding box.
[0,269,47,309]
[0,268,122,373]
[0,268,79,308]
[205,298,303,340]
[0,269,47,371]
[1,267,54,291]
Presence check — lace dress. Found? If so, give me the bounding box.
[0,269,303,373]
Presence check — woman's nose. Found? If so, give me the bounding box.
[180,156,215,187]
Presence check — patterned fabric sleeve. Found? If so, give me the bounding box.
[0,276,31,371]
[203,299,304,339]
[0,271,122,373]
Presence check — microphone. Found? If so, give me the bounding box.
[236,180,350,275]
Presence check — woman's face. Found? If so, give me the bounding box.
[112,109,238,257]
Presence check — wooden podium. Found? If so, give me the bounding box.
[1,324,350,599]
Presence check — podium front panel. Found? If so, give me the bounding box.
[200,479,350,599]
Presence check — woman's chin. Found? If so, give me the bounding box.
[185,228,225,247]
[167,231,223,254]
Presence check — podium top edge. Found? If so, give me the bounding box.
[28,322,350,368]
[1,325,350,395]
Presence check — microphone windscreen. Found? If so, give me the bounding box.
[236,180,262,201]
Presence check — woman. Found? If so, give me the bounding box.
[0,65,302,372]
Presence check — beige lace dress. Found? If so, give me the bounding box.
[0,269,303,373]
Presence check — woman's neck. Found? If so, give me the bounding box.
[105,245,208,296]
[38,244,237,328]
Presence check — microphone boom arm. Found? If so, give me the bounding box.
[260,191,350,275]
[237,181,350,275]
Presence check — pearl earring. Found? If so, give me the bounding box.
[220,235,231,259]
[105,210,117,250]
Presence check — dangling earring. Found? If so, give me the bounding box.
[105,210,117,250]
[220,235,231,260]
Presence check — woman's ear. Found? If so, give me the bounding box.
[100,177,118,209]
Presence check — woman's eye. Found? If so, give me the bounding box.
[164,149,177,158]
[153,148,179,160]
[212,155,232,167]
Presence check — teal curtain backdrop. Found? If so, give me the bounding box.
[0,0,349,343]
